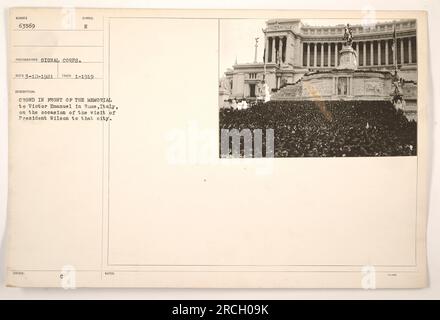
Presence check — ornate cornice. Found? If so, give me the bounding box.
[264,19,417,42]
[301,30,416,42]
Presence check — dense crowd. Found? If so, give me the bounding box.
[219,100,417,157]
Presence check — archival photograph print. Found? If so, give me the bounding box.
[219,18,418,158]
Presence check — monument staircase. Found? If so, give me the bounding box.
[271,80,303,100]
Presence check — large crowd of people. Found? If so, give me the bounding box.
[219,100,417,157]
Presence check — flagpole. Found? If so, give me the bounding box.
[261,30,270,102]
[262,30,267,81]
[393,21,398,76]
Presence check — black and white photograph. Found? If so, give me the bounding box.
[219,18,418,157]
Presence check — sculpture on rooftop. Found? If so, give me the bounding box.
[343,23,353,47]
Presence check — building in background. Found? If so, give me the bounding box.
[221,19,417,119]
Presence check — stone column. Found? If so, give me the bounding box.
[314,42,317,67]
[378,41,381,65]
[385,40,389,65]
[335,43,338,66]
[306,42,310,67]
[327,43,331,67]
[336,77,340,95]
[400,38,404,65]
[332,77,336,95]
[363,41,367,66]
[348,78,351,96]
[370,41,374,65]
[279,37,284,63]
[298,37,303,67]
[265,37,270,63]
[408,37,412,63]
[320,43,324,67]
[272,37,276,63]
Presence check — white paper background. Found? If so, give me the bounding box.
[0,0,439,299]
